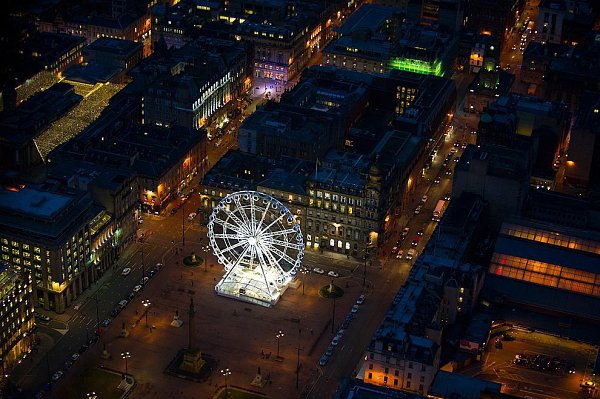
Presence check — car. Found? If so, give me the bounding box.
[133,284,142,293]
[351,305,359,313]
[454,157,460,163]
[78,345,89,354]
[71,353,80,362]
[155,262,162,270]
[341,320,350,329]
[417,228,424,236]
[110,308,120,317]
[137,218,143,225]
[513,358,528,366]
[34,312,51,322]
[414,206,421,215]
[187,212,197,221]
[327,271,339,278]
[319,355,329,366]
[445,168,452,176]
[411,236,420,247]
[461,142,467,149]
[454,141,460,147]
[581,381,596,389]
[391,246,399,255]
[101,319,111,328]
[122,267,131,276]
[395,250,404,259]
[494,338,503,349]
[515,353,527,360]
[434,177,441,184]
[331,336,340,346]
[148,269,156,278]
[313,267,325,274]
[64,360,73,370]
[118,299,128,308]
[356,294,365,305]
[51,371,64,382]
[140,276,149,285]
[401,227,410,237]
[405,248,416,260]
[326,346,334,356]
[337,328,346,337]
[421,195,428,203]
[501,333,515,341]
[567,365,576,374]
[443,193,451,201]
[170,208,177,215]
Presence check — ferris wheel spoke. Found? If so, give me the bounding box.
[221,244,251,282]
[258,213,285,236]
[266,238,303,252]
[250,198,257,232]
[260,228,298,239]
[214,233,245,240]
[254,249,274,296]
[233,195,251,231]
[262,242,297,268]
[213,215,245,232]
[255,200,271,233]
[220,239,249,255]
[258,242,287,275]
[221,206,250,235]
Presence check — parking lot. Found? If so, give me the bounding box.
[469,328,598,399]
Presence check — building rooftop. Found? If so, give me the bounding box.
[0,187,72,220]
[430,371,502,399]
[336,4,397,36]
[85,37,143,56]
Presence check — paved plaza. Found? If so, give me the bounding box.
[47,221,366,399]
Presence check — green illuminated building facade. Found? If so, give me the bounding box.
[389,57,444,77]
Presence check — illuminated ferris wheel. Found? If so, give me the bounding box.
[207,191,304,306]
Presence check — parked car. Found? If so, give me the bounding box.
[421,195,428,203]
[118,300,128,309]
[411,236,420,247]
[327,271,339,278]
[405,248,416,260]
[71,353,80,362]
[140,276,149,285]
[395,250,404,259]
[34,312,51,322]
[351,305,359,313]
[110,308,120,317]
[326,346,334,356]
[133,284,142,293]
[331,336,340,346]
[417,228,424,236]
[121,267,131,276]
[494,338,503,349]
[391,246,399,254]
[319,355,329,366]
[313,268,325,274]
[101,319,111,327]
[51,371,64,382]
[78,344,89,354]
[188,212,197,221]
[401,227,410,237]
[356,295,365,305]
[73,303,82,311]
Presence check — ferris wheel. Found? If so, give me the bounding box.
[207,190,304,306]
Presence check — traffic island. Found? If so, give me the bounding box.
[318,281,344,299]
[183,252,203,267]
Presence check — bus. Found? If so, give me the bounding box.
[432,199,446,221]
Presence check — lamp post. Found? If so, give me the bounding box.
[94,294,100,335]
[221,368,231,397]
[141,241,145,289]
[142,299,151,327]
[331,297,336,334]
[121,351,131,376]
[362,240,368,289]
[181,199,186,247]
[301,269,308,295]
[86,392,97,399]
[276,330,284,358]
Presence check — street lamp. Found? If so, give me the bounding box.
[221,368,232,397]
[142,299,151,327]
[86,392,97,399]
[276,330,284,358]
[301,269,308,295]
[141,241,145,289]
[121,351,131,376]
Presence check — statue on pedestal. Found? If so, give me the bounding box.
[178,297,205,373]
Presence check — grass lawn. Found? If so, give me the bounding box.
[59,368,127,399]
[214,387,268,399]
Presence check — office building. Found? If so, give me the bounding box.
[0,185,117,313]
[465,0,524,50]
[0,265,35,376]
[453,144,530,226]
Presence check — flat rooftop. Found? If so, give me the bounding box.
[0,187,72,220]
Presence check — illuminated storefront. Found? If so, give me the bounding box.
[389,57,444,77]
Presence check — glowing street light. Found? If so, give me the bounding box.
[121,351,131,376]
[142,300,151,327]
[276,330,284,358]
[221,368,232,397]
[86,392,97,399]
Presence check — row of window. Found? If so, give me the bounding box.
[501,223,600,255]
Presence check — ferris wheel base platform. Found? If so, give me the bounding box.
[215,284,289,308]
